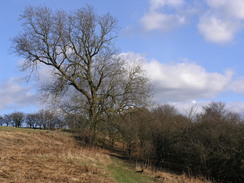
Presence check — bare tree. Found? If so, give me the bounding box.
[199,102,241,124]
[185,104,198,123]
[26,113,39,128]
[3,114,11,127]
[9,112,25,127]
[12,6,151,138]
[0,115,4,126]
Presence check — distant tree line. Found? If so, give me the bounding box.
[0,110,65,129]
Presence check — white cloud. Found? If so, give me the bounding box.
[150,0,184,11]
[230,78,244,94]
[141,0,193,32]
[198,14,239,43]
[147,60,232,101]
[120,52,233,102]
[206,0,244,19]
[226,102,244,117]
[140,0,244,43]
[0,78,38,112]
[198,0,244,43]
[141,12,186,31]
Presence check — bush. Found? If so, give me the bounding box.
[116,103,244,182]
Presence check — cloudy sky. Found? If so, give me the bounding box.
[1,0,244,115]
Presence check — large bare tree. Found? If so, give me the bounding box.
[13,6,150,137]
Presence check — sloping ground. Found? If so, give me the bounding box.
[0,127,212,183]
[0,128,114,183]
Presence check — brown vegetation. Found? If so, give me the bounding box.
[0,129,114,183]
[112,103,244,183]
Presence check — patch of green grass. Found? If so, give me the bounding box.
[0,126,45,133]
[107,156,157,183]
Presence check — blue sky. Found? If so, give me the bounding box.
[1,0,244,115]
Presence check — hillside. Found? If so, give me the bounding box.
[0,127,211,183]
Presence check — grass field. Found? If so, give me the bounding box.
[0,126,212,183]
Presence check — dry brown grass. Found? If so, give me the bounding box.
[0,129,115,183]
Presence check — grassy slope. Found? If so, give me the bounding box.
[0,127,211,183]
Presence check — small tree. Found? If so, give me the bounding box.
[34,110,61,129]
[9,112,25,127]
[0,115,4,126]
[3,114,11,126]
[26,113,38,128]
